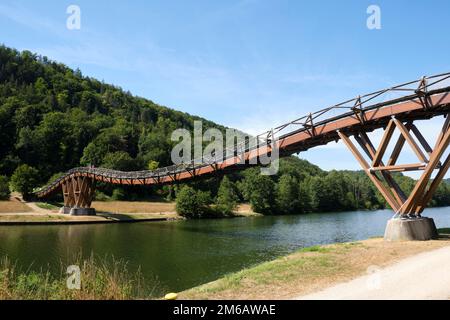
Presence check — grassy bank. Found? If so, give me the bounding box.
[92,201,176,214]
[180,231,450,300]
[0,201,32,213]
[0,255,159,300]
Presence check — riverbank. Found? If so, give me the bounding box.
[0,200,259,225]
[0,212,180,225]
[179,229,450,300]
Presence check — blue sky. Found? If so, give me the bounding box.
[1,0,450,175]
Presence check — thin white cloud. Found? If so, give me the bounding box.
[0,3,63,35]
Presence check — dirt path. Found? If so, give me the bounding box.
[24,202,53,214]
[297,245,450,300]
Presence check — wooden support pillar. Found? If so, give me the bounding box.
[340,116,450,216]
[62,175,95,209]
[62,178,75,208]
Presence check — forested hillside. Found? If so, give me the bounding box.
[0,45,223,179]
[1,45,450,214]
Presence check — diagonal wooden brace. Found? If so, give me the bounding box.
[338,131,400,212]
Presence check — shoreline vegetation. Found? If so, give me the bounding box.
[1,230,448,300]
[0,255,160,300]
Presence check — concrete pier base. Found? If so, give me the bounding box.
[384,217,438,241]
[68,208,96,216]
[59,206,72,215]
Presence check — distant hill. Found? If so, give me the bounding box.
[0,45,228,181]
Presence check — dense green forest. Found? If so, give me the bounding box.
[0,45,223,177]
[1,45,450,215]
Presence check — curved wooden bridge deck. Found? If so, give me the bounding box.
[35,73,450,216]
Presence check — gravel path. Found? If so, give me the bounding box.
[296,245,450,300]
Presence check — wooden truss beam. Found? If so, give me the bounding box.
[386,123,411,166]
[415,153,450,214]
[338,131,400,212]
[410,124,433,157]
[372,120,396,167]
[393,119,428,163]
[401,121,450,214]
[340,116,450,216]
[370,163,426,172]
[354,132,406,205]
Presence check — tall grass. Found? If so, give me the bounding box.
[0,255,160,300]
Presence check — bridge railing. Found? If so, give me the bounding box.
[259,72,450,141]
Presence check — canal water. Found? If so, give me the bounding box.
[0,207,450,294]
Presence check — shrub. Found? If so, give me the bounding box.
[111,188,126,201]
[216,176,239,215]
[10,165,40,199]
[46,172,65,185]
[176,186,211,218]
[94,191,110,201]
[0,175,10,200]
[147,160,159,171]
[238,169,276,215]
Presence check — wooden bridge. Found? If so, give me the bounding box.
[35,73,450,217]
